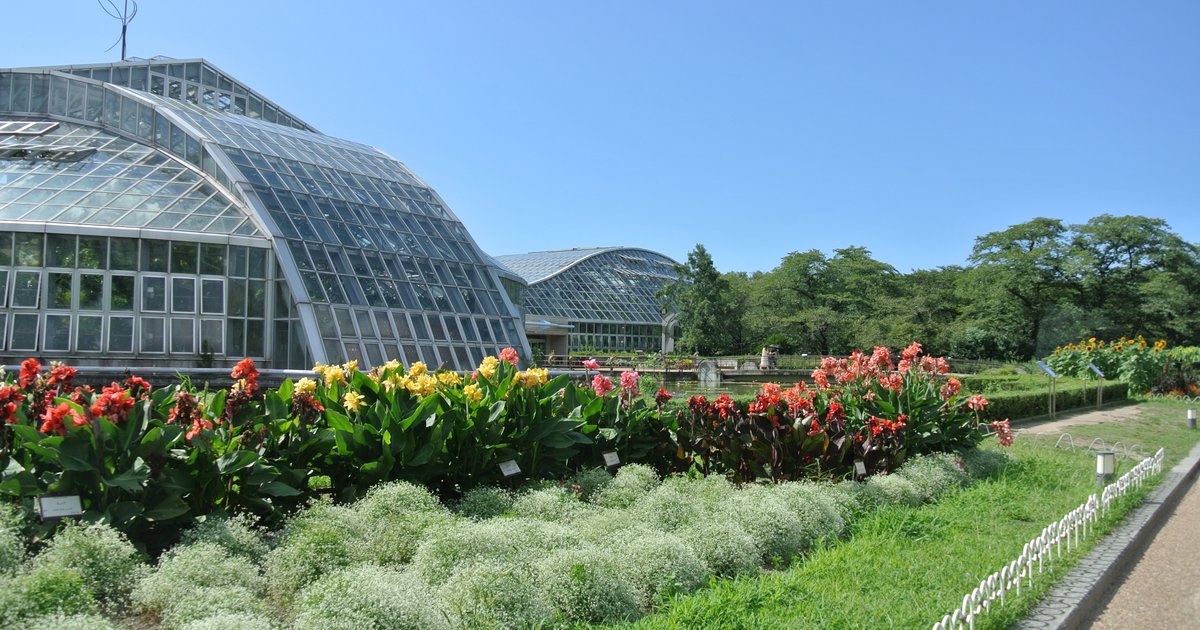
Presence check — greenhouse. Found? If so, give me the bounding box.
[495,247,680,356]
[0,58,528,370]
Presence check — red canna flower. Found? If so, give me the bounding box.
[39,402,83,435]
[966,394,989,412]
[47,362,77,389]
[19,358,41,389]
[499,347,519,367]
[592,374,615,397]
[0,386,27,424]
[655,388,672,406]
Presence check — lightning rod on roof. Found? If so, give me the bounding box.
[99,0,138,61]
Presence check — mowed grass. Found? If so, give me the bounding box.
[622,400,1200,630]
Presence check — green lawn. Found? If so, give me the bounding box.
[621,400,1199,629]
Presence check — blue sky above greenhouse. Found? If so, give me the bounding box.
[6,0,1197,274]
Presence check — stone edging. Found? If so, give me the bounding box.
[1013,439,1200,629]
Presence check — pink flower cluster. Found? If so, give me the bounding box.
[990,419,1014,446]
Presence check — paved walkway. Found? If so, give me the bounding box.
[1088,472,1200,628]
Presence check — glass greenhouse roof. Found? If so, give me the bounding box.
[0,58,529,370]
[496,247,679,325]
[0,119,259,235]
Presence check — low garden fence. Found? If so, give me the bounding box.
[932,447,1165,630]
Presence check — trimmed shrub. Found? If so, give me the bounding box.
[894,452,969,502]
[179,513,270,561]
[453,486,514,520]
[720,487,810,566]
[133,542,264,622]
[535,546,640,624]
[771,481,849,549]
[569,467,614,501]
[158,585,270,630]
[0,564,98,628]
[180,612,278,630]
[439,560,552,629]
[863,474,923,508]
[355,480,445,518]
[590,463,659,509]
[31,523,141,614]
[410,517,576,585]
[293,564,447,630]
[676,518,760,578]
[264,503,367,602]
[511,487,592,523]
[610,529,709,611]
[631,481,705,531]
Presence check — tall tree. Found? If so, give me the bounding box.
[662,244,742,355]
[968,218,1072,356]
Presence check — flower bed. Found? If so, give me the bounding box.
[2,342,998,551]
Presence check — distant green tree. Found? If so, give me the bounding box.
[967,217,1072,356]
[662,244,742,355]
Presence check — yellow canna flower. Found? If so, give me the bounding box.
[409,361,428,377]
[294,377,317,394]
[437,372,463,387]
[477,356,499,381]
[342,360,359,374]
[384,358,402,372]
[343,390,365,412]
[463,383,483,403]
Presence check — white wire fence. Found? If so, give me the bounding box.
[932,447,1165,630]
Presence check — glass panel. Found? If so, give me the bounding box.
[227,319,245,356]
[172,277,196,312]
[335,308,356,336]
[46,234,75,266]
[229,246,247,276]
[109,316,133,352]
[142,240,168,272]
[171,318,194,353]
[200,243,226,275]
[110,238,137,270]
[77,237,106,269]
[15,233,42,266]
[0,270,6,307]
[201,279,224,314]
[78,316,103,352]
[0,234,11,266]
[111,275,135,310]
[247,280,266,317]
[246,320,264,357]
[200,320,223,355]
[45,314,71,351]
[248,248,267,278]
[11,314,38,351]
[140,317,165,353]
[12,271,40,308]
[79,274,104,310]
[142,276,166,311]
[171,242,198,274]
[355,310,375,338]
[49,272,73,309]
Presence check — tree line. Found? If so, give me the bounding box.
[663,214,1200,361]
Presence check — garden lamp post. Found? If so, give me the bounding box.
[1096,450,1115,485]
[1188,408,1196,430]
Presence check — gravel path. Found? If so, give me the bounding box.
[1016,403,1144,436]
[1088,471,1200,628]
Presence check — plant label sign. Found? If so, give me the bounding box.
[602,451,620,467]
[1088,363,1105,378]
[498,459,521,477]
[37,494,82,520]
[1035,360,1058,379]
[854,460,867,477]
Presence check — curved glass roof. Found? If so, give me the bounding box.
[496,247,679,324]
[0,59,529,370]
[0,120,258,234]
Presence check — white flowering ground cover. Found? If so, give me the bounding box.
[0,451,1003,630]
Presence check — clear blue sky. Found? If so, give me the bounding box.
[6,1,1198,274]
